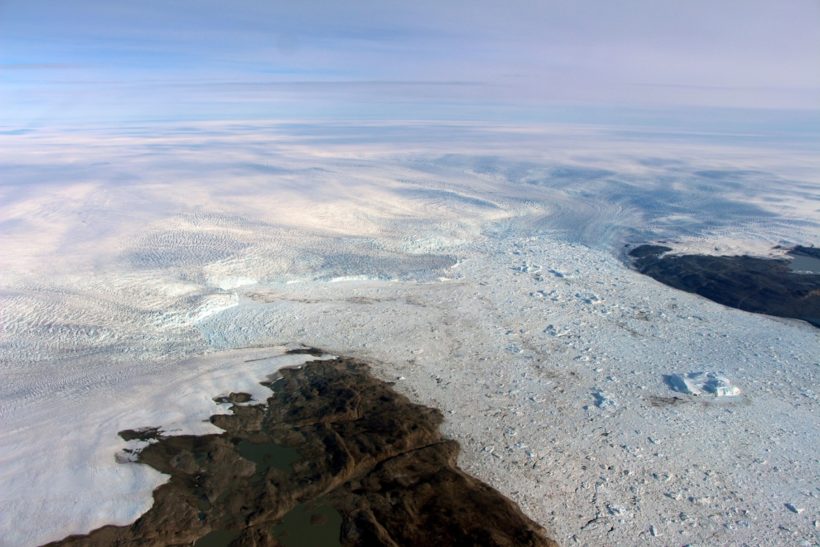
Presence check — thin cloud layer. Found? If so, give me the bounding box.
[1,0,818,125]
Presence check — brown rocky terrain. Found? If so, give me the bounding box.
[629,244,820,328]
[50,356,556,547]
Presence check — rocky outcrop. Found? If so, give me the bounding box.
[51,357,556,547]
[629,244,820,328]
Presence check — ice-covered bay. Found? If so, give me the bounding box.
[0,122,818,545]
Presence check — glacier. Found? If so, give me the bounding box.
[0,121,818,545]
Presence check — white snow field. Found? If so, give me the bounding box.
[0,121,818,546]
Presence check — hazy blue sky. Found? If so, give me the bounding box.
[1,0,818,125]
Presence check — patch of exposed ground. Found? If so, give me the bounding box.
[50,358,555,547]
[629,244,820,327]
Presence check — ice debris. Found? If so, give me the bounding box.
[666,371,741,397]
[785,503,804,514]
[592,389,617,409]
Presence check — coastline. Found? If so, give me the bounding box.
[51,357,555,546]
[627,244,820,328]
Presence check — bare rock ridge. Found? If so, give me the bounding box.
[50,356,556,547]
[628,244,820,328]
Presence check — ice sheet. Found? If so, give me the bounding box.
[1,121,818,545]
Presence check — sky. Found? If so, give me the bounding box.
[1,0,819,126]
